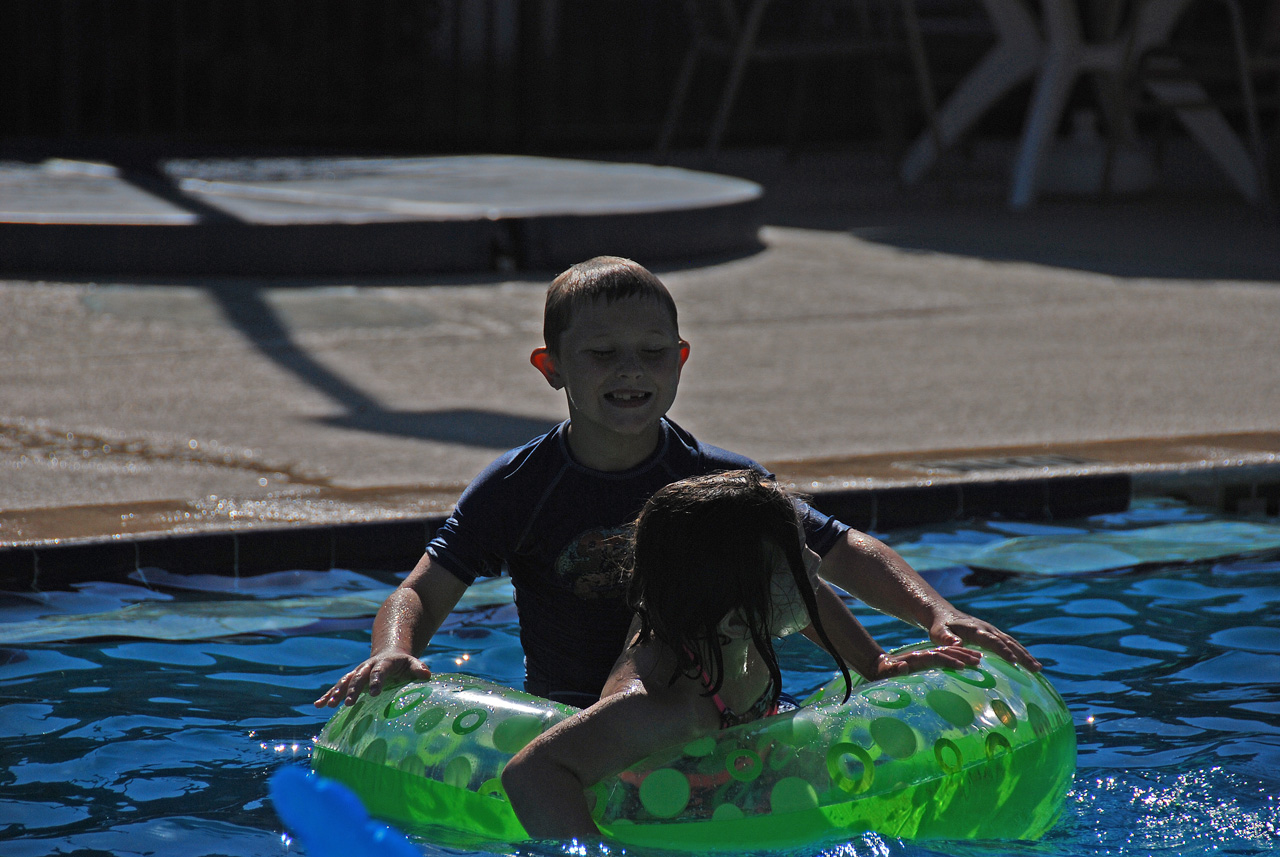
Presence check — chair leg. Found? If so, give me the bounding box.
[898,0,944,163]
[1215,0,1272,205]
[706,0,773,157]
[784,58,815,154]
[656,41,705,160]
[783,0,830,154]
[1132,0,1272,207]
[1103,19,1147,197]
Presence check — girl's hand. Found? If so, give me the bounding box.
[871,644,983,679]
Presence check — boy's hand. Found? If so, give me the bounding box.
[314,651,433,708]
[928,611,1042,672]
[871,644,982,679]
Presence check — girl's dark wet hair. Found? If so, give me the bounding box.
[543,256,679,354]
[627,470,851,709]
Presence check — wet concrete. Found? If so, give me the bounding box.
[4,432,1276,548]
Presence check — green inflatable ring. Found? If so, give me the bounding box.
[312,645,1076,850]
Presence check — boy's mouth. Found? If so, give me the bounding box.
[604,390,652,407]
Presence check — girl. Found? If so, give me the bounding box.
[502,470,981,840]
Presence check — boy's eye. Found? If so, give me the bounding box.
[587,349,615,357]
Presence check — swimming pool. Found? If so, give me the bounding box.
[2,498,1278,856]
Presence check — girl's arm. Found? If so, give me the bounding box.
[503,684,713,840]
[803,581,981,680]
[801,581,886,678]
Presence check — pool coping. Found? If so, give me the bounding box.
[3,432,1278,590]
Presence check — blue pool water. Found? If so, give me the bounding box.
[2,498,1279,856]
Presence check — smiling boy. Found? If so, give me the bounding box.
[317,257,1037,710]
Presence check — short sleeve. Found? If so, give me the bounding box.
[799,500,849,556]
[685,430,849,557]
[425,453,521,586]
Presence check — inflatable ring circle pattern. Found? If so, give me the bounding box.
[312,645,1076,851]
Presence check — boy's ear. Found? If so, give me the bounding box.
[679,340,690,369]
[530,347,563,389]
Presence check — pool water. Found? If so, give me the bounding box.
[2,498,1278,857]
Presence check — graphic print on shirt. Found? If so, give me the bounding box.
[554,525,632,601]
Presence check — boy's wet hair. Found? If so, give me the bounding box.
[543,256,679,354]
[627,470,851,709]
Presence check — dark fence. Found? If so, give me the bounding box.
[2,0,1002,154]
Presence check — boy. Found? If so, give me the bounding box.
[316,257,1037,709]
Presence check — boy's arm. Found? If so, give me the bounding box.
[314,551,468,708]
[804,582,981,680]
[817,530,1041,671]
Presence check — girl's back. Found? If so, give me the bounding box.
[503,470,980,841]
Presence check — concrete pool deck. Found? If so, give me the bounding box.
[2,144,1279,585]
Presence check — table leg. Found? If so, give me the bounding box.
[1009,0,1152,207]
[1009,0,1095,208]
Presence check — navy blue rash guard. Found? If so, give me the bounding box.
[426,418,849,706]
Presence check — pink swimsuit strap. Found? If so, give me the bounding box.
[686,649,778,729]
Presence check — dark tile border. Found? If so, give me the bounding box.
[1,476,1130,591]
[805,474,1132,532]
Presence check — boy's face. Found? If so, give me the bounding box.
[532,295,688,465]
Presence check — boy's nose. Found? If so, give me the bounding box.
[616,351,644,376]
